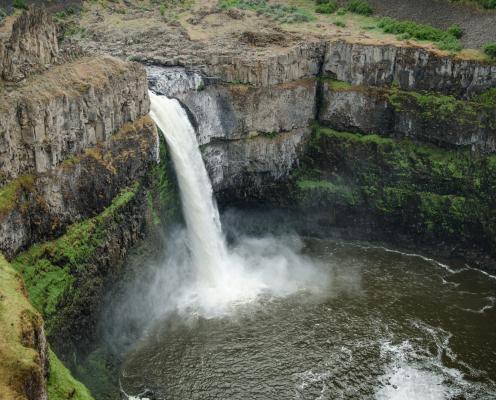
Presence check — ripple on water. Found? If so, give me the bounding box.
[120,239,496,400]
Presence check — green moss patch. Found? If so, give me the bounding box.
[296,125,496,250]
[48,349,94,400]
[12,183,140,323]
[0,175,34,218]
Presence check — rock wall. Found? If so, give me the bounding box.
[319,81,496,152]
[0,7,58,82]
[323,41,496,98]
[0,116,157,258]
[148,71,317,193]
[0,56,149,185]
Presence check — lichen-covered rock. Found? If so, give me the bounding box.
[0,56,149,185]
[0,7,58,82]
[323,40,496,98]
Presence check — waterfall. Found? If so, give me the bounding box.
[149,92,228,284]
[148,91,328,317]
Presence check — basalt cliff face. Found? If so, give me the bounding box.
[1,2,495,398]
[148,35,496,271]
[0,8,160,400]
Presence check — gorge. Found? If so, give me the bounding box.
[0,1,496,399]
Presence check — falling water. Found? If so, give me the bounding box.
[149,91,228,284]
[148,91,328,316]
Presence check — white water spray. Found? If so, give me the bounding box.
[148,91,329,317]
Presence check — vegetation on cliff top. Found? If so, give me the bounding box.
[0,255,42,399]
[218,0,315,23]
[0,255,93,400]
[377,17,462,52]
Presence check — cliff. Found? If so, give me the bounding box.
[0,6,159,399]
[0,7,58,82]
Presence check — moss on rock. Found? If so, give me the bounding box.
[48,349,94,400]
[294,125,496,252]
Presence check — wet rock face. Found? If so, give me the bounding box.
[0,56,149,185]
[0,7,58,82]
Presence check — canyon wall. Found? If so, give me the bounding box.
[149,37,496,270]
[0,8,160,399]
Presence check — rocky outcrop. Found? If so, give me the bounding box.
[204,41,325,87]
[319,81,496,152]
[323,40,496,98]
[0,56,149,185]
[0,115,158,258]
[148,69,316,192]
[0,7,58,82]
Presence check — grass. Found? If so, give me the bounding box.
[0,255,42,399]
[377,17,462,52]
[0,7,6,26]
[48,349,95,400]
[484,42,496,59]
[315,1,337,14]
[0,175,34,218]
[13,0,28,10]
[218,0,315,23]
[450,0,496,9]
[12,183,140,321]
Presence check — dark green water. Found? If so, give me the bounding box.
[121,239,496,400]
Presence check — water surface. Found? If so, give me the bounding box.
[121,239,496,399]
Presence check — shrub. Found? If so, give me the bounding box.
[218,0,314,23]
[316,1,337,14]
[447,25,463,39]
[0,8,6,26]
[346,0,373,15]
[478,0,496,9]
[13,0,28,10]
[484,42,496,58]
[378,17,462,52]
[334,20,346,27]
[160,4,166,15]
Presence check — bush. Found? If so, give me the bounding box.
[378,17,462,52]
[484,42,496,58]
[478,0,496,9]
[0,8,6,26]
[13,0,28,10]
[346,0,373,15]
[334,20,346,27]
[316,0,337,14]
[447,25,463,38]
